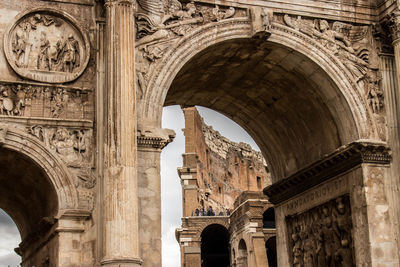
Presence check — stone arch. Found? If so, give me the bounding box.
[200,224,230,267]
[142,17,377,179]
[1,126,79,214]
[143,18,373,140]
[237,239,248,267]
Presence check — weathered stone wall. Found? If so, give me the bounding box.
[181,106,271,216]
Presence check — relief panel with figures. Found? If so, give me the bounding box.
[4,9,90,84]
[287,195,354,267]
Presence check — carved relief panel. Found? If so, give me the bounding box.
[4,9,90,83]
[0,82,93,120]
[287,195,354,267]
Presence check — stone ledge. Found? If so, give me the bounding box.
[39,0,94,6]
[263,141,391,204]
[0,115,93,128]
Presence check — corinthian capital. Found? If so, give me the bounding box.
[389,11,400,43]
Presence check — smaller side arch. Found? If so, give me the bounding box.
[1,125,79,212]
[201,224,230,267]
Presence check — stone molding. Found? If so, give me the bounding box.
[137,135,171,149]
[264,141,391,204]
[137,128,175,149]
[100,258,143,265]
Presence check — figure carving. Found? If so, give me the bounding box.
[37,31,51,70]
[287,195,354,267]
[5,11,89,83]
[261,8,273,31]
[0,86,13,116]
[12,85,27,116]
[61,34,80,72]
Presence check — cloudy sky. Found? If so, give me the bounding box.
[0,105,259,267]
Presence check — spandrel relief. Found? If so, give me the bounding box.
[287,195,354,267]
[4,9,90,83]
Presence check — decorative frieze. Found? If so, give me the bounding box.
[0,81,93,120]
[264,142,390,204]
[4,9,90,84]
[287,195,354,267]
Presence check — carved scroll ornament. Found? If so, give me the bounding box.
[4,9,90,83]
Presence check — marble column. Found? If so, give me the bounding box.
[137,128,175,267]
[102,0,141,266]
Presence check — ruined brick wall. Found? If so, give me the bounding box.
[181,107,271,215]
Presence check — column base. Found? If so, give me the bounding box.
[101,257,143,267]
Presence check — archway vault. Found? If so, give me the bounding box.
[141,18,379,180]
[0,125,80,226]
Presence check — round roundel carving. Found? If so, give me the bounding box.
[4,8,90,84]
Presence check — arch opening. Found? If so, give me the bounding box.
[163,38,359,180]
[200,224,230,267]
[263,207,275,229]
[266,236,277,267]
[238,239,248,267]
[0,147,58,256]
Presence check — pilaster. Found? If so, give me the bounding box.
[102,0,141,266]
[137,127,175,267]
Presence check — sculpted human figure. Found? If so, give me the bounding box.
[0,87,13,116]
[61,34,80,72]
[52,88,65,117]
[51,128,80,165]
[321,206,336,266]
[292,232,303,267]
[12,85,26,116]
[37,31,50,70]
[302,227,314,267]
[333,197,353,265]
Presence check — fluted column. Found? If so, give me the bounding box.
[388,11,400,262]
[102,0,141,266]
[137,128,175,267]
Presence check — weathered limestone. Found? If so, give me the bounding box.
[137,128,175,267]
[265,142,399,266]
[2,0,400,266]
[102,0,140,266]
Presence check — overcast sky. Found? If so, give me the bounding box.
[0,105,259,267]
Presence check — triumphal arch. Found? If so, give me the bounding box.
[0,0,400,266]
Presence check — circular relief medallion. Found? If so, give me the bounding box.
[4,9,90,84]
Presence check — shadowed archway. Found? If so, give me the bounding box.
[201,224,230,267]
[163,37,361,180]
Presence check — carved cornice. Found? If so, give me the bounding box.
[263,141,391,205]
[137,135,172,149]
[137,128,175,149]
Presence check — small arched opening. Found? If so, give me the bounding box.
[266,236,277,267]
[201,224,230,267]
[238,239,248,267]
[263,207,276,229]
